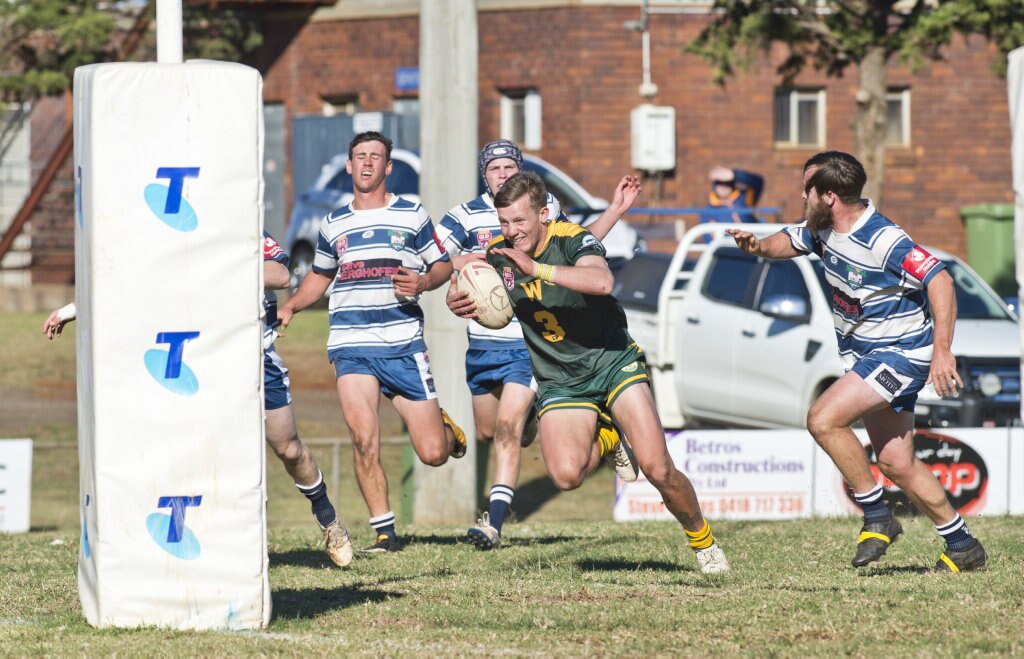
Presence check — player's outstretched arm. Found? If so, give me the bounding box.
[264,260,290,291]
[925,269,963,398]
[724,228,799,259]
[585,175,641,242]
[278,270,332,328]
[393,259,454,297]
[492,248,613,296]
[43,303,76,340]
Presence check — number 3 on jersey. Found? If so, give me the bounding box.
[533,311,565,343]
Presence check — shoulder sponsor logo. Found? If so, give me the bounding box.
[144,167,200,232]
[621,361,639,373]
[362,230,374,238]
[146,495,203,560]
[829,255,837,265]
[848,431,989,515]
[336,236,348,258]
[264,234,283,259]
[476,230,492,249]
[901,246,939,280]
[874,368,902,395]
[144,331,200,396]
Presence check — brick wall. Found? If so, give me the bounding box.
[255,6,1012,259]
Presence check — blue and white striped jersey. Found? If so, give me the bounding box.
[312,194,450,358]
[263,231,288,345]
[437,191,563,350]
[782,203,946,369]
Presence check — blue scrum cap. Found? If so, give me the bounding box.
[478,139,523,179]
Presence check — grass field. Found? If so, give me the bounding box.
[2,311,1023,654]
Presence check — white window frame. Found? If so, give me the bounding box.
[322,96,358,117]
[500,89,542,151]
[774,88,826,148]
[886,88,911,147]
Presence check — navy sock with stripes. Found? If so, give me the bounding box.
[853,484,891,524]
[936,514,974,551]
[488,484,514,534]
[296,472,337,528]
[370,511,397,540]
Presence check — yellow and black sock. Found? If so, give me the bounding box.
[685,520,715,551]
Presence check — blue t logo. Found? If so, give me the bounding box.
[155,167,200,214]
[145,331,201,396]
[146,495,203,560]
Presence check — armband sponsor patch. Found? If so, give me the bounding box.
[264,235,283,259]
[901,246,939,280]
[572,234,605,258]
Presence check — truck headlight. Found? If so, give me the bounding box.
[978,372,1002,397]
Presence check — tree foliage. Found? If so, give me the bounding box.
[686,0,1024,204]
[688,0,1024,85]
[0,0,119,101]
[0,0,264,103]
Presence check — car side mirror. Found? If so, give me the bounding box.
[759,294,810,323]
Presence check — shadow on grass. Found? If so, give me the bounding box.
[577,558,683,572]
[509,474,562,521]
[272,585,405,620]
[857,564,932,576]
[270,548,338,569]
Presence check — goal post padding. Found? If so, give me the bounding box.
[74,61,270,630]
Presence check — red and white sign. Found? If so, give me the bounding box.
[615,427,1024,521]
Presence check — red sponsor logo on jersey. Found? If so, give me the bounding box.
[502,267,515,291]
[476,230,492,249]
[335,236,348,258]
[264,235,283,259]
[901,246,939,280]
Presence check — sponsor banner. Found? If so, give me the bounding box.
[615,430,816,521]
[617,427,1024,521]
[0,439,32,533]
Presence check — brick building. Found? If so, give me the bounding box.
[10,0,1015,285]
[254,0,1013,258]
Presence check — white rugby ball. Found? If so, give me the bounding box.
[457,261,514,329]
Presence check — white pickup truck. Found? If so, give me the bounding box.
[614,223,1021,430]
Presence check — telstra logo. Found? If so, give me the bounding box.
[146,496,202,560]
[144,331,200,396]
[144,167,200,232]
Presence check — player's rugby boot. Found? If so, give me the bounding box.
[598,417,638,482]
[467,512,501,550]
[320,519,354,568]
[935,539,988,573]
[851,516,903,567]
[442,408,467,459]
[695,544,731,575]
[360,533,401,554]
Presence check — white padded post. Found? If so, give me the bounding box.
[73,61,269,630]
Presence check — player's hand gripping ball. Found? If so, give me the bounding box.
[457,261,514,329]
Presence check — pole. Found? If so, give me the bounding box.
[416,0,480,525]
[156,0,183,64]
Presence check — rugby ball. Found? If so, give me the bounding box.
[457,261,514,329]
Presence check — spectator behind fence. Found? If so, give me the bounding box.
[700,166,765,225]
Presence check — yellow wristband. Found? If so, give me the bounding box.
[545,265,557,282]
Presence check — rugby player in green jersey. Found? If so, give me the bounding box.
[445,171,730,574]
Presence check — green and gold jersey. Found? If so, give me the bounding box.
[486,221,632,387]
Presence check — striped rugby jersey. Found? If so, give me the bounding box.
[782,203,946,369]
[263,231,288,345]
[437,191,564,351]
[312,194,449,358]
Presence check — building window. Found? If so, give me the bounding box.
[322,96,358,117]
[774,88,825,147]
[886,88,910,147]
[500,89,542,150]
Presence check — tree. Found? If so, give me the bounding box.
[687,1,1024,205]
[0,0,120,102]
[0,1,263,104]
